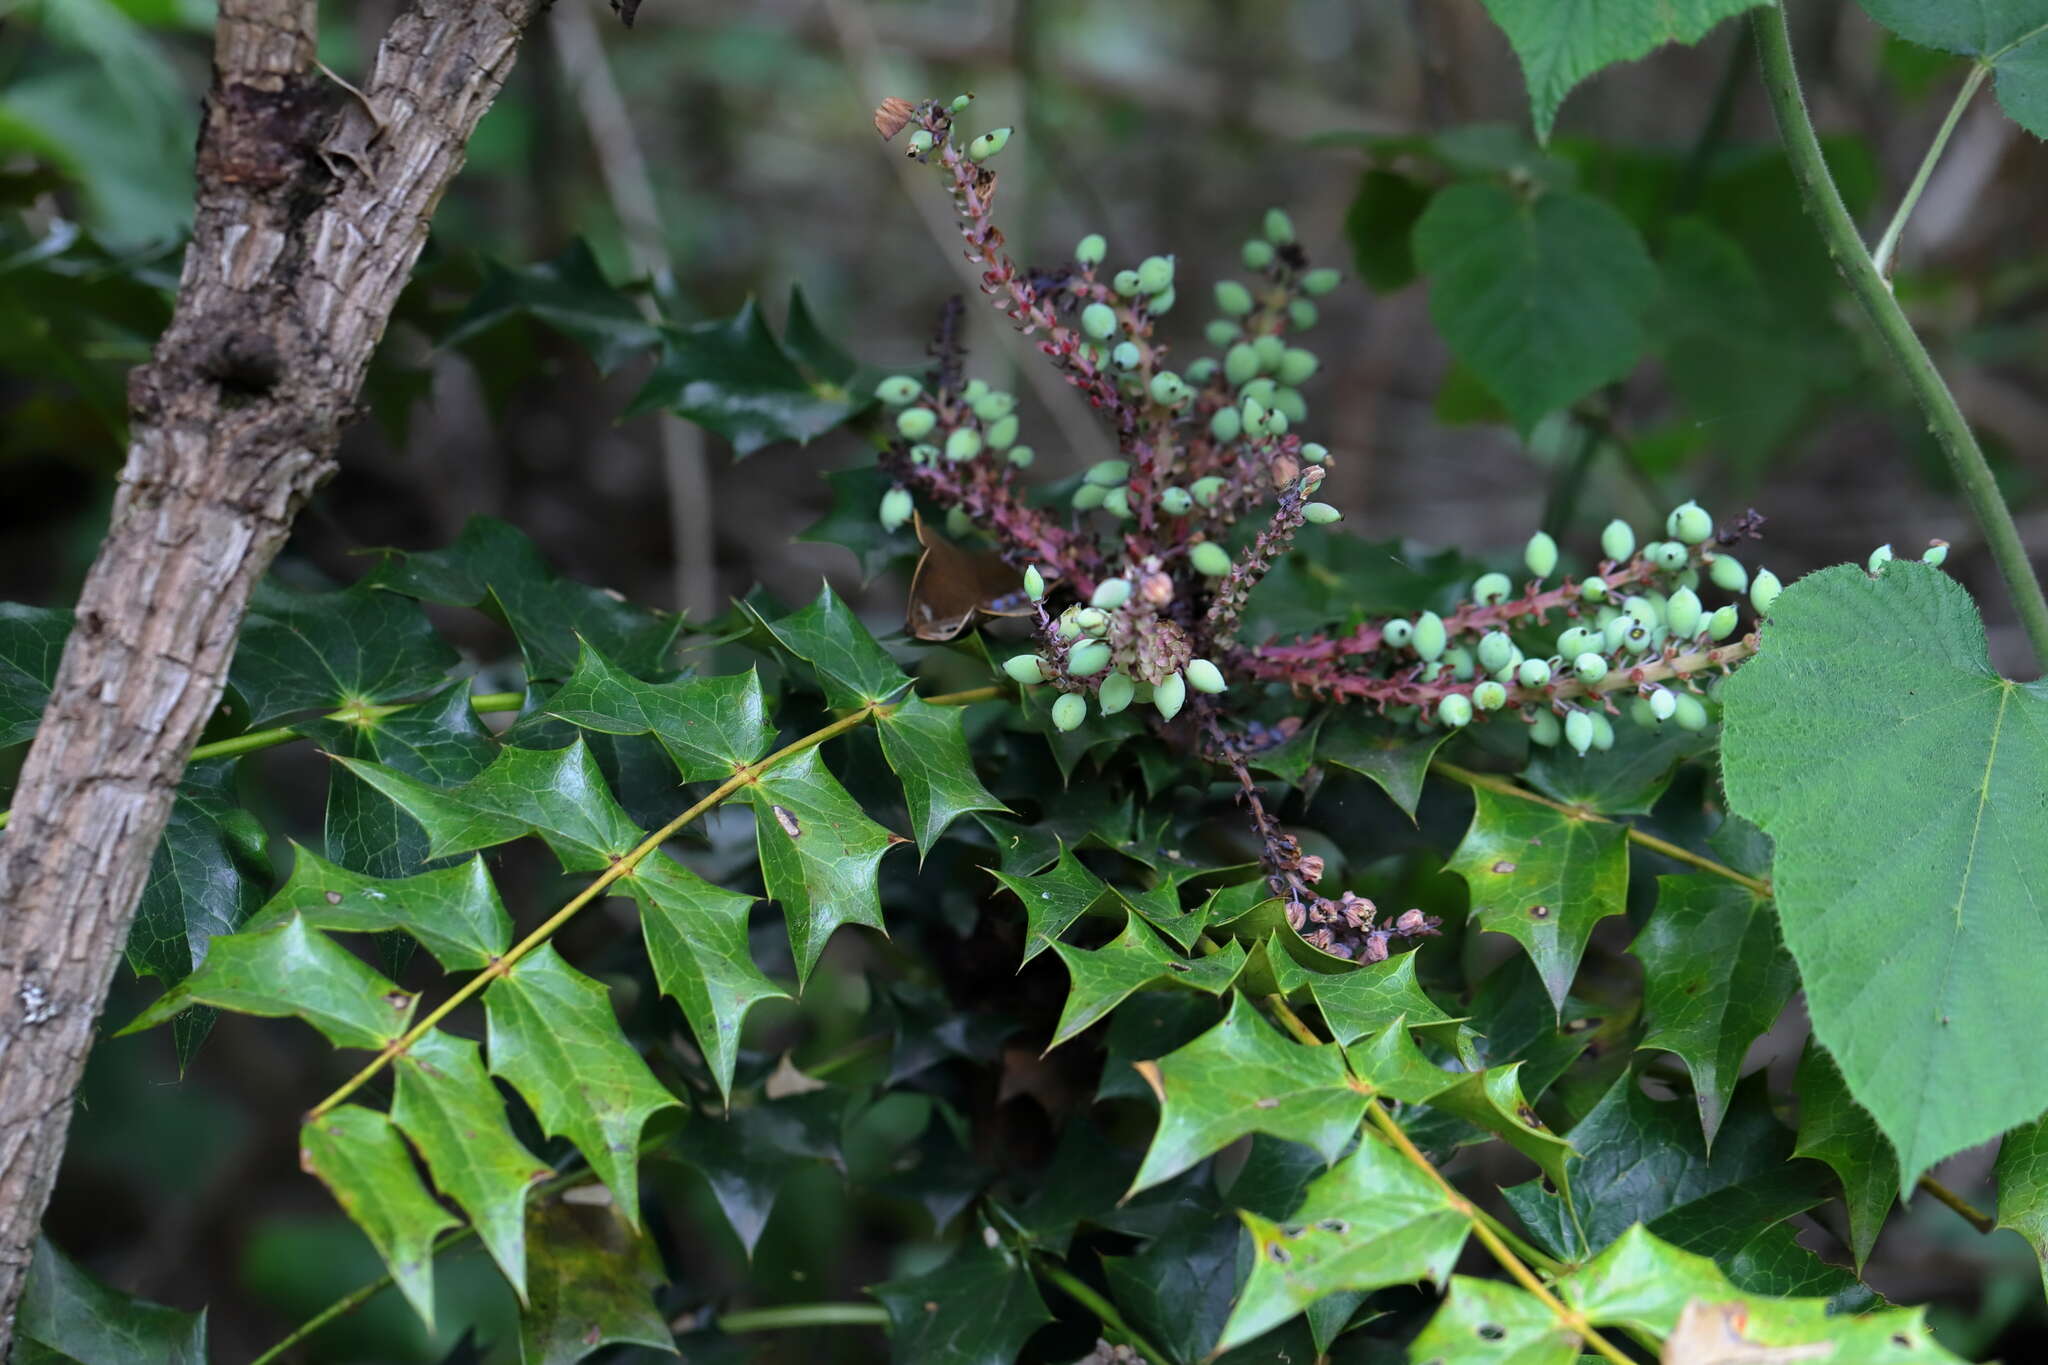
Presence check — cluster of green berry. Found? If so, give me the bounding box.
[1000,564,1231,731]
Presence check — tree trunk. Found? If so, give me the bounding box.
[0,0,546,1341]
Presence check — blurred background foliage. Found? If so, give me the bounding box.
[3,0,2047,1360]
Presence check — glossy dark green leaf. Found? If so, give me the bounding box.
[1632,875,1796,1150]
[1520,722,1712,817]
[628,298,863,456]
[519,1197,674,1364]
[1346,1017,1462,1104]
[1445,788,1628,1010]
[1316,716,1447,818]
[750,583,911,710]
[990,841,1111,964]
[877,696,1005,853]
[1049,912,1246,1050]
[1792,1040,1898,1272]
[1098,992,1228,1105]
[0,602,69,746]
[1718,1221,1874,1311]
[1462,954,1602,1101]
[441,239,660,375]
[745,746,899,984]
[799,465,923,583]
[228,582,456,726]
[1345,167,1432,292]
[668,1091,847,1254]
[485,945,682,1228]
[14,1235,206,1365]
[780,284,860,385]
[1221,1133,1468,1352]
[299,1105,460,1329]
[1130,994,1368,1196]
[1309,953,1458,1046]
[390,1029,552,1299]
[870,1241,1051,1365]
[1425,1064,1576,1197]
[248,846,511,971]
[1102,1210,1243,1365]
[1856,1,2048,136]
[869,1107,990,1234]
[542,644,775,782]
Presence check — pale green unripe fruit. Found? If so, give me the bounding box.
[1273,388,1307,423]
[1290,299,1319,329]
[1154,671,1187,720]
[1666,500,1713,545]
[1086,459,1130,486]
[1623,595,1660,628]
[1414,611,1447,661]
[1590,712,1615,751]
[1517,658,1552,689]
[964,379,989,401]
[1750,568,1782,614]
[1102,487,1130,518]
[1081,302,1118,340]
[950,94,973,111]
[1051,691,1087,731]
[1303,501,1341,525]
[1024,565,1047,601]
[1476,631,1513,673]
[1666,586,1703,639]
[1186,658,1227,694]
[1708,604,1739,640]
[1215,280,1254,316]
[1649,687,1677,722]
[1555,626,1596,658]
[1600,519,1636,562]
[946,507,972,538]
[1709,554,1747,593]
[1438,693,1473,728]
[1602,615,1630,652]
[1240,397,1267,434]
[1278,347,1318,385]
[909,443,939,465]
[1629,698,1657,728]
[907,130,935,155]
[1300,442,1328,464]
[1472,572,1512,606]
[1262,207,1295,245]
[1574,652,1608,683]
[1072,483,1106,510]
[897,406,936,439]
[1243,239,1276,270]
[1191,476,1226,506]
[1209,407,1242,443]
[1113,270,1142,297]
[1111,341,1142,369]
[973,390,1015,421]
[1677,568,1699,591]
[1007,445,1035,468]
[1053,612,1080,641]
[879,487,913,531]
[1191,541,1233,576]
[1525,530,1559,580]
[1206,320,1241,348]
[1073,607,1108,634]
[1075,233,1107,267]
[1223,343,1260,387]
[875,375,921,406]
[1252,334,1286,372]
[1159,485,1194,516]
[1239,377,1277,405]
[946,428,983,462]
[1137,255,1175,294]
[1473,680,1508,711]
[1067,641,1111,677]
[1148,285,1176,314]
[1673,693,1709,732]
[969,126,1012,161]
[986,414,1019,450]
[1097,671,1134,715]
[1650,541,1689,572]
[1529,709,1562,747]
[1622,620,1654,653]
[1149,371,1187,405]
[1091,578,1131,610]
[1302,267,1341,296]
[1384,619,1415,648]
[1003,654,1046,685]
[1868,543,1894,573]
[1923,540,1949,567]
[1447,645,1475,680]
[1580,575,1608,602]
[1566,710,1594,755]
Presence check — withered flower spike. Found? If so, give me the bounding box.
[874,97,916,141]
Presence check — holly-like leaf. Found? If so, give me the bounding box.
[990,841,1111,964]
[299,1105,460,1330]
[0,602,69,746]
[1101,1210,1243,1365]
[1219,1133,1469,1352]
[519,1197,674,1364]
[542,644,775,782]
[1309,952,1458,1046]
[745,746,898,984]
[750,583,911,710]
[228,582,457,726]
[1407,1276,1575,1365]
[1632,875,1797,1150]
[120,913,415,1051]
[1426,1064,1577,1198]
[390,1029,552,1299]
[801,465,925,584]
[1856,1,2048,137]
[1316,716,1447,818]
[1521,722,1712,817]
[248,846,511,971]
[1479,0,1770,141]
[869,1107,991,1235]
[1793,1040,1898,1272]
[1048,912,1245,1050]
[484,945,682,1229]
[877,695,1005,854]
[440,239,660,375]
[870,1241,1052,1365]
[628,298,864,456]
[1129,994,1368,1196]
[1446,788,1628,1010]
[667,1091,848,1255]
[1720,561,2048,1190]
[1412,183,1657,430]
[1995,1114,2048,1298]
[14,1235,207,1365]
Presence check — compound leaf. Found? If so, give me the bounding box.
[299,1105,459,1330]
[14,1235,207,1365]
[0,602,71,746]
[628,297,865,456]
[876,695,1005,853]
[441,239,659,375]
[543,644,775,782]
[870,1242,1052,1365]
[519,1197,674,1364]
[751,583,910,710]
[248,846,512,972]
[1309,952,1458,1046]
[745,746,898,984]
[228,582,456,726]
[989,841,1111,964]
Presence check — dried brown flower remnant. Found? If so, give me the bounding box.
[874,97,916,140]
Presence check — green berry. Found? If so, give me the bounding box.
[1111,341,1141,369]
[1242,239,1276,270]
[1622,621,1654,653]
[907,130,935,155]
[1708,604,1739,640]
[1007,445,1036,468]
[1666,586,1703,639]
[1602,615,1630,652]
[1566,710,1595,755]
[1055,612,1081,640]
[1750,568,1782,614]
[1239,377,1277,405]
[969,127,1012,161]
[1708,555,1747,593]
[1580,575,1608,602]
[1113,269,1142,297]
[946,428,983,462]
[1529,709,1562,747]
[1148,371,1186,405]
[1149,285,1176,313]
[1414,611,1447,662]
[1091,578,1131,610]
[1868,543,1894,573]
[909,443,938,465]
[1186,658,1227,694]
[1241,397,1267,434]
[1003,654,1046,685]
[1206,320,1241,348]
[879,487,913,531]
[1191,476,1226,506]
[1067,641,1111,677]
[1923,540,1949,567]
[1277,347,1318,385]
[964,379,989,402]
[1517,658,1552,689]
[897,406,936,439]
[1289,299,1319,329]
[1137,255,1175,294]
[1262,207,1295,245]
[1081,302,1118,340]
[945,506,972,538]
[1154,671,1187,720]
[1438,693,1473,728]
[1051,691,1087,731]
[1024,565,1047,601]
[1159,485,1194,516]
[1252,334,1287,372]
[1600,519,1636,562]
[1209,407,1243,442]
[1623,595,1661,629]
[973,391,1014,422]
[1223,343,1260,387]
[1447,645,1476,681]
[1649,688,1677,722]
[1473,680,1508,711]
[1476,632,1513,673]
[1075,233,1107,268]
[1190,541,1232,576]
[1590,712,1616,751]
[1574,652,1608,683]
[1215,280,1254,316]
[986,414,1020,451]
[1102,487,1130,519]
[1473,572,1512,606]
[1649,541,1688,572]
[1384,619,1415,648]
[1072,484,1107,511]
[1272,387,1307,423]
[1666,500,1713,545]
[950,94,973,111]
[1086,459,1130,485]
[875,375,921,406]
[1673,693,1709,732]
[1677,568,1700,591]
[1302,501,1341,525]
[1302,267,1341,296]
[1525,530,1559,580]
[1300,442,1329,464]
[1098,671,1135,715]
[1629,698,1657,728]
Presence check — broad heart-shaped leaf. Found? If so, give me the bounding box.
[440,238,660,375]
[1048,912,1246,1050]
[485,945,682,1229]
[1445,787,1628,1011]
[365,517,680,682]
[1316,716,1448,818]
[542,644,774,782]
[664,1089,848,1255]
[745,746,899,984]
[990,840,1111,964]
[1793,1040,1898,1272]
[1721,560,2048,1190]
[519,1196,673,1365]
[247,846,511,972]
[876,696,1005,854]
[299,1105,460,1330]
[870,1241,1052,1365]
[1632,875,1796,1151]
[0,601,69,746]
[1407,1275,1576,1365]
[228,581,456,726]
[1995,1113,2048,1297]
[799,464,922,583]
[1480,0,1770,141]
[750,583,911,710]
[15,1235,207,1365]
[1219,1133,1469,1353]
[627,297,865,456]
[390,1029,552,1300]
[1130,994,1368,1196]
[1857,1,2048,137]
[120,913,416,1050]
[621,854,789,1102]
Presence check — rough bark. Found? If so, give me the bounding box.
[0,0,546,1340]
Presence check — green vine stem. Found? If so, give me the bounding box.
[1869,62,1990,279]
[1753,1,2048,671]
[717,1303,892,1332]
[1034,1256,1175,1365]
[304,684,1005,1121]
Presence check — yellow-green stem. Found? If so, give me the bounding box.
[717,1303,891,1332]
[1870,63,1989,279]
[1034,1257,1174,1365]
